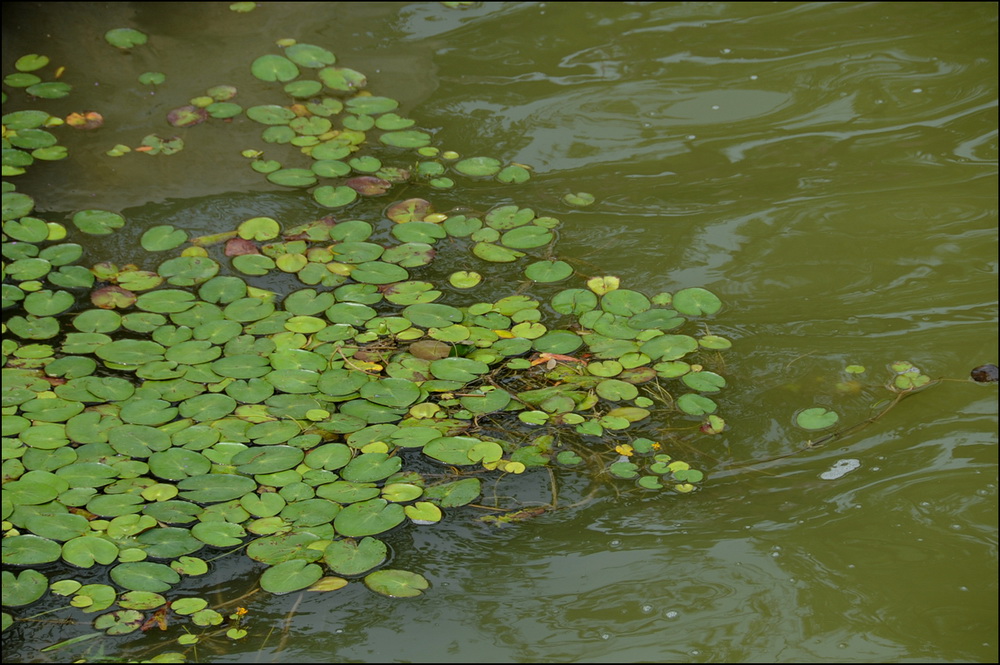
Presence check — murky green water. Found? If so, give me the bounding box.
[3,2,996,662]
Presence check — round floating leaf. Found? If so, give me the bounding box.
[682,371,726,392]
[105,28,148,49]
[260,559,324,594]
[454,157,501,177]
[795,407,839,430]
[404,501,442,524]
[319,67,367,91]
[364,569,429,598]
[94,339,165,366]
[323,537,386,576]
[379,130,431,148]
[110,562,180,593]
[497,164,531,184]
[640,334,698,361]
[2,570,48,606]
[138,71,166,85]
[251,54,300,82]
[314,185,358,208]
[359,378,422,408]
[23,289,74,316]
[423,436,480,465]
[285,43,336,67]
[448,271,482,288]
[350,261,408,284]
[334,498,405,537]
[72,209,125,235]
[246,105,296,125]
[525,260,572,283]
[267,168,317,187]
[672,287,722,316]
[15,54,49,72]
[677,393,718,416]
[3,534,62,564]
[178,474,256,503]
[341,453,403,483]
[141,225,188,251]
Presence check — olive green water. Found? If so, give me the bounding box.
[3,2,996,663]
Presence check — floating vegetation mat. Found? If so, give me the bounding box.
[1,27,735,657]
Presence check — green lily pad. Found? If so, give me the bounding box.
[2,569,48,606]
[260,559,323,594]
[672,287,722,316]
[334,498,405,537]
[141,225,188,251]
[105,28,148,49]
[364,569,429,598]
[285,43,336,67]
[324,537,386,576]
[676,393,718,416]
[109,562,180,593]
[314,185,358,208]
[251,54,300,82]
[454,157,501,177]
[795,407,839,430]
[525,260,573,282]
[379,130,431,149]
[72,209,125,235]
[319,67,367,91]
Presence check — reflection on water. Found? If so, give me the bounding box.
[3,1,996,662]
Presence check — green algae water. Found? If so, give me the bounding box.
[2,2,996,662]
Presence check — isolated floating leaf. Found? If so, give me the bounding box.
[795,407,839,430]
[72,209,125,235]
[105,28,148,49]
[364,569,429,598]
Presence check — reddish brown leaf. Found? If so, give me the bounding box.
[345,176,392,196]
[224,237,260,256]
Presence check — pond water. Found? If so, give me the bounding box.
[2,2,996,662]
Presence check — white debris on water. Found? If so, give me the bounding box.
[820,458,861,480]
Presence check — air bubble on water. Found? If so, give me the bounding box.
[641,604,654,614]
[959,586,969,592]
[721,48,731,54]
[686,134,697,140]
[610,539,622,548]
[950,524,962,531]
[750,74,758,80]
[711,105,720,110]
[600,632,611,640]
[664,610,679,619]
[912,88,923,93]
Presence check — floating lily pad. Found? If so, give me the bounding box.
[795,407,839,430]
[105,28,148,49]
[672,287,722,316]
[251,54,300,82]
[364,569,428,598]
[72,209,125,235]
